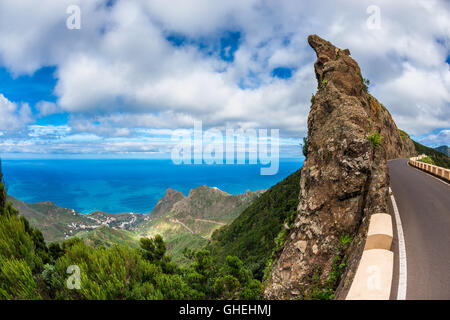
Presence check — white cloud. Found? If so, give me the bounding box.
[28,125,71,137]
[35,101,63,117]
[0,94,33,131]
[417,129,450,147]
[0,0,448,156]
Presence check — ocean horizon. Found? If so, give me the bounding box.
[2,158,303,214]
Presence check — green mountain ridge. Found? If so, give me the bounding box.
[1,165,263,300]
[208,169,302,279]
[434,145,450,157]
[9,185,263,264]
[135,185,264,264]
[6,196,147,242]
[413,141,450,168]
[76,226,139,249]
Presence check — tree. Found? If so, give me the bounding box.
[48,242,64,262]
[184,249,215,298]
[140,235,166,262]
[140,235,177,274]
[213,256,262,299]
[301,137,309,158]
[0,160,19,217]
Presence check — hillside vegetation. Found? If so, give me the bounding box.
[208,169,301,279]
[8,185,262,264]
[77,226,139,249]
[435,145,450,157]
[413,141,450,169]
[135,186,262,263]
[0,161,262,300]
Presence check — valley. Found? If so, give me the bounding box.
[8,185,264,263]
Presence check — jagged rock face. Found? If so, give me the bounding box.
[264,35,413,299]
[171,185,261,223]
[367,97,416,160]
[150,188,186,217]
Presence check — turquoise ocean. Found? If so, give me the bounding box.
[2,159,302,214]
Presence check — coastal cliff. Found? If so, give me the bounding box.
[264,35,415,299]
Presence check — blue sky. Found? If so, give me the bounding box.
[0,0,449,159]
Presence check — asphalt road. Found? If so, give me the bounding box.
[388,158,450,300]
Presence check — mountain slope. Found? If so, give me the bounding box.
[151,188,186,218]
[208,169,301,279]
[7,196,146,242]
[435,145,450,157]
[76,226,139,248]
[414,141,450,169]
[7,196,91,242]
[9,184,263,265]
[136,186,263,264]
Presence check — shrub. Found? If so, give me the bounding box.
[208,169,301,280]
[340,234,352,247]
[0,258,41,299]
[418,156,434,165]
[367,131,383,148]
[363,78,370,89]
[302,137,309,157]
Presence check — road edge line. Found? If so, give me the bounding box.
[389,187,407,300]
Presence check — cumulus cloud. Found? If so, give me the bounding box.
[0,94,33,131]
[35,101,63,117]
[417,129,450,147]
[0,0,448,156]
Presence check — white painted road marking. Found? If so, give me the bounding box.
[390,191,407,300]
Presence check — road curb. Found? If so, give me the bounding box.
[364,213,393,251]
[346,213,394,300]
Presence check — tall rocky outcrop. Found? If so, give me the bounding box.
[264,35,415,299]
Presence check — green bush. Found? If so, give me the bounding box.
[367,131,383,148]
[418,156,434,165]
